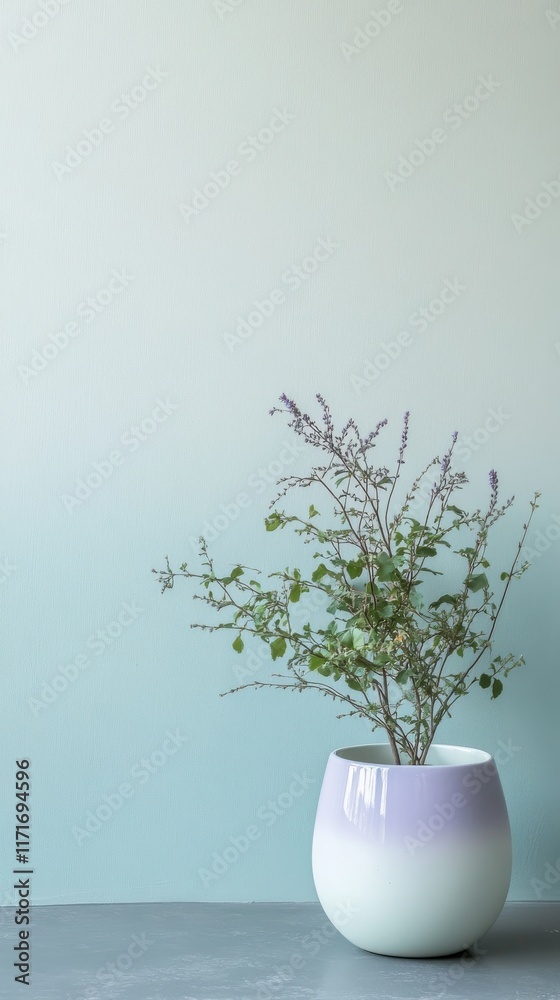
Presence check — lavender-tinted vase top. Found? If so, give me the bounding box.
[316,743,510,845]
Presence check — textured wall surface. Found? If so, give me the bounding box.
[0,0,558,906]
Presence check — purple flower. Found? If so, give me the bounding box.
[360,419,388,453]
[279,393,298,413]
[399,411,410,462]
[489,469,499,509]
[316,393,334,432]
[440,431,458,476]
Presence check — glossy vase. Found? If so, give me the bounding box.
[312,744,512,958]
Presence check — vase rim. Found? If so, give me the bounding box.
[332,743,494,768]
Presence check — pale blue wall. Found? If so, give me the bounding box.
[1,0,558,907]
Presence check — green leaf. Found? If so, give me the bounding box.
[289,584,301,603]
[377,558,398,582]
[345,676,362,691]
[346,560,363,579]
[406,518,423,532]
[448,505,466,516]
[222,565,244,584]
[352,628,366,650]
[416,545,437,558]
[500,571,509,581]
[492,678,503,699]
[374,652,391,666]
[312,563,328,582]
[409,587,423,610]
[466,573,489,593]
[479,673,491,689]
[232,635,244,654]
[378,603,394,619]
[265,513,282,531]
[309,654,325,671]
[253,602,267,625]
[429,594,456,609]
[270,637,287,661]
[396,670,410,685]
[308,505,319,518]
[457,647,464,658]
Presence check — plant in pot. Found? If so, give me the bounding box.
[154,393,539,958]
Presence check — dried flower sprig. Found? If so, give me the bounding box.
[155,395,540,765]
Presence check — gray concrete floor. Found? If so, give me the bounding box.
[0,901,559,999]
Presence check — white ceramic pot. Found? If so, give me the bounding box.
[312,743,512,957]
